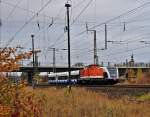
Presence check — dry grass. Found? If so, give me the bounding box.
[30,87,150,117]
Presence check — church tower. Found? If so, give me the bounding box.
[129,53,134,67]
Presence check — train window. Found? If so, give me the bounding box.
[107,68,117,77]
[59,76,68,80]
[48,77,55,80]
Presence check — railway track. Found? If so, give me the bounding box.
[85,84,150,97]
[34,84,150,97]
[35,84,150,89]
[83,84,150,88]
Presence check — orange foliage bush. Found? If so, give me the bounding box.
[0,75,47,116]
[0,47,47,116]
[0,47,32,72]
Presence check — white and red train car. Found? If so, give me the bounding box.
[48,64,119,85]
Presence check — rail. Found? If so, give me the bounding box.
[34,84,150,89]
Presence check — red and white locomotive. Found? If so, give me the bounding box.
[78,64,119,84]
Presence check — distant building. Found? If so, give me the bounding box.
[129,53,135,67]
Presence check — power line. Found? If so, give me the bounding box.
[4,0,53,47]
[101,44,150,59]
[34,4,67,58]
[103,48,150,63]
[72,36,150,61]
[4,0,23,21]
[47,0,150,64]
[91,2,150,28]
[41,0,94,53]
[1,0,54,19]
[72,1,150,39]
[71,0,93,25]
[102,32,150,53]
[70,25,150,53]
[72,0,86,9]
[63,29,150,62]
[47,0,94,49]
[72,14,149,51]
[74,44,150,63]
[19,4,65,49]
[42,0,93,49]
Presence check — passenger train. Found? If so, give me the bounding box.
[48,64,119,85]
[48,71,79,84]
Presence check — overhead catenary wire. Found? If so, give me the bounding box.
[2,0,150,65]
[71,1,150,40]
[75,43,150,62]
[72,0,86,9]
[52,1,150,64]
[41,0,97,55]
[1,0,54,49]
[4,0,23,21]
[72,31,150,60]
[20,3,67,53]
[99,30,150,54]
[70,24,150,53]
[0,0,58,27]
[54,1,150,64]
[20,3,67,59]
[100,44,150,59]
[71,0,93,25]
[44,0,94,51]
[1,0,55,19]
[92,1,150,29]
[3,0,53,47]
[70,12,148,55]
[79,38,150,61]
[54,26,150,61]
[102,47,150,63]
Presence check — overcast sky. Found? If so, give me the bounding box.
[1,0,150,66]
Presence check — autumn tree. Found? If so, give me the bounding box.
[0,47,46,116]
[0,47,32,72]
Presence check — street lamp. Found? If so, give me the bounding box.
[31,34,35,86]
[65,3,71,85]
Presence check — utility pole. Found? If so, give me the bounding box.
[65,3,71,84]
[34,50,41,67]
[87,28,98,65]
[31,34,35,83]
[93,30,98,65]
[49,48,67,73]
[52,48,56,73]
[48,48,56,74]
[105,23,107,49]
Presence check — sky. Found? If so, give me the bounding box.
[1,0,150,66]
